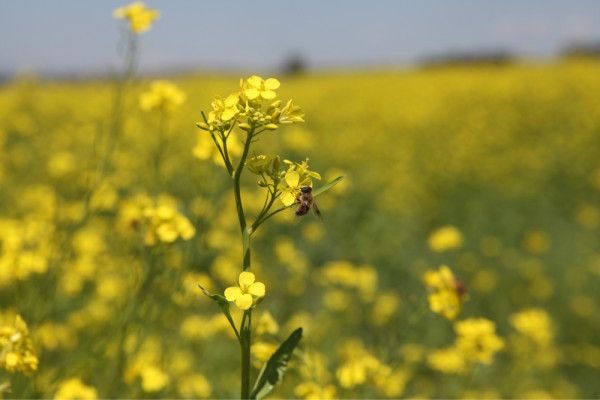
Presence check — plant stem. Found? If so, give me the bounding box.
[231,128,254,398]
[233,129,254,270]
[240,310,252,399]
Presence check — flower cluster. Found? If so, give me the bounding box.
[54,378,98,400]
[196,75,304,136]
[119,194,195,246]
[428,318,504,374]
[0,218,53,288]
[427,225,464,252]
[280,160,322,206]
[224,272,266,310]
[113,1,159,34]
[423,265,465,320]
[0,315,38,374]
[454,318,505,364]
[246,155,322,207]
[140,80,186,113]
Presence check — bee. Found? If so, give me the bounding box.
[295,186,321,218]
[453,278,467,299]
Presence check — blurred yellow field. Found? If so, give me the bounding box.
[1,59,599,398]
[1,3,600,398]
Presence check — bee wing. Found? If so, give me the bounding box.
[312,201,323,219]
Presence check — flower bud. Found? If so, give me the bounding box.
[196,121,210,130]
[238,122,251,131]
[265,123,278,130]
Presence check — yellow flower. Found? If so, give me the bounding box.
[251,341,277,363]
[278,99,305,124]
[241,75,280,101]
[206,93,240,126]
[510,308,554,346]
[427,347,467,374]
[255,311,279,336]
[139,80,186,113]
[140,365,169,393]
[280,170,302,206]
[295,382,337,400]
[177,374,212,398]
[427,225,464,252]
[193,130,243,167]
[113,2,159,34]
[54,378,98,400]
[454,318,504,364]
[224,271,266,310]
[0,315,38,374]
[280,160,321,206]
[423,265,464,320]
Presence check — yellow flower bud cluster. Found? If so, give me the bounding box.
[0,315,38,374]
[119,194,195,246]
[113,2,159,34]
[139,80,186,113]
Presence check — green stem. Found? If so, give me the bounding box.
[233,128,254,270]
[231,128,255,398]
[240,310,252,399]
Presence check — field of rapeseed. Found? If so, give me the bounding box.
[1,3,600,399]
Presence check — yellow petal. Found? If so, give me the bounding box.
[221,108,237,121]
[285,170,300,187]
[239,271,255,289]
[244,88,260,100]
[260,90,277,100]
[248,282,265,297]
[281,191,297,207]
[264,78,280,90]
[235,294,253,310]
[246,75,263,88]
[224,93,239,107]
[224,286,242,301]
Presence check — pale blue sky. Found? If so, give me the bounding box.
[1,1,599,75]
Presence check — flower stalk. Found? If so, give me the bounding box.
[195,75,341,399]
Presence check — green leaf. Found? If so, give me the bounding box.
[313,176,344,197]
[250,328,303,399]
[198,285,239,339]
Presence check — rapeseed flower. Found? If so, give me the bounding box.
[54,378,98,400]
[255,311,279,336]
[139,80,186,113]
[454,318,504,364]
[241,75,280,101]
[224,271,266,310]
[294,382,337,400]
[280,160,321,206]
[423,265,464,320]
[427,346,467,374]
[0,315,38,374]
[510,308,554,346]
[427,225,464,252]
[113,2,159,33]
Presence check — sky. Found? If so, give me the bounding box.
[1,0,599,76]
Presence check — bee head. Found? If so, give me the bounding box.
[300,186,312,194]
